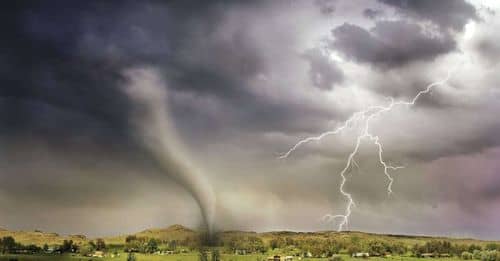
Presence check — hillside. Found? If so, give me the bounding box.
[0,229,87,246]
[0,224,498,247]
[258,230,497,247]
[104,224,197,245]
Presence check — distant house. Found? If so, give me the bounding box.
[235,249,247,255]
[92,251,104,258]
[421,253,435,258]
[45,247,61,254]
[267,255,293,261]
[352,252,370,258]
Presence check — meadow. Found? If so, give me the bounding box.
[1,225,498,261]
[0,254,466,261]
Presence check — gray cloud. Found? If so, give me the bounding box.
[315,0,337,15]
[363,8,384,19]
[331,21,456,69]
[303,48,344,90]
[378,0,478,31]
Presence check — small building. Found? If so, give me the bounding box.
[421,253,435,258]
[352,252,370,258]
[92,251,105,258]
[235,249,247,255]
[267,255,294,261]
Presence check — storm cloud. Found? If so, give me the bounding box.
[331,21,456,69]
[378,0,478,31]
[303,48,344,90]
[1,0,500,240]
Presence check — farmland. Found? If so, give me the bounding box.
[0,225,499,261]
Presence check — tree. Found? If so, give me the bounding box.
[96,238,106,251]
[1,236,16,254]
[368,240,386,255]
[25,244,41,253]
[269,239,279,250]
[79,243,94,257]
[412,244,423,257]
[212,249,221,261]
[61,239,74,253]
[469,244,482,253]
[167,240,178,250]
[43,244,49,252]
[389,242,407,255]
[126,235,137,243]
[348,245,361,256]
[486,244,499,251]
[199,249,209,261]
[145,238,159,253]
[127,252,137,261]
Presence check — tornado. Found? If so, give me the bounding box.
[121,67,216,235]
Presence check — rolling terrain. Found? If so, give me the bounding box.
[1,225,497,247]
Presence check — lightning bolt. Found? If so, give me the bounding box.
[280,64,460,231]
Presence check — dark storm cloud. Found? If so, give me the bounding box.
[378,0,478,31]
[0,1,132,143]
[2,0,500,240]
[331,21,456,69]
[0,0,316,146]
[0,0,338,232]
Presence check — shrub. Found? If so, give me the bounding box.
[480,250,500,261]
[347,245,361,256]
[462,251,473,260]
[474,250,482,259]
[79,244,94,257]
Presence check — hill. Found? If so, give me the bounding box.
[0,224,498,247]
[104,224,197,245]
[258,230,497,247]
[0,229,87,246]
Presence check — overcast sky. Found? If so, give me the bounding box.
[2,0,500,239]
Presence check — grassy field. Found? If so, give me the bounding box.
[0,225,497,261]
[0,253,198,260]
[0,254,465,261]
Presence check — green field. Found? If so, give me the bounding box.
[0,254,464,261]
[1,225,498,261]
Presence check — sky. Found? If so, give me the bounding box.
[1,0,500,239]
